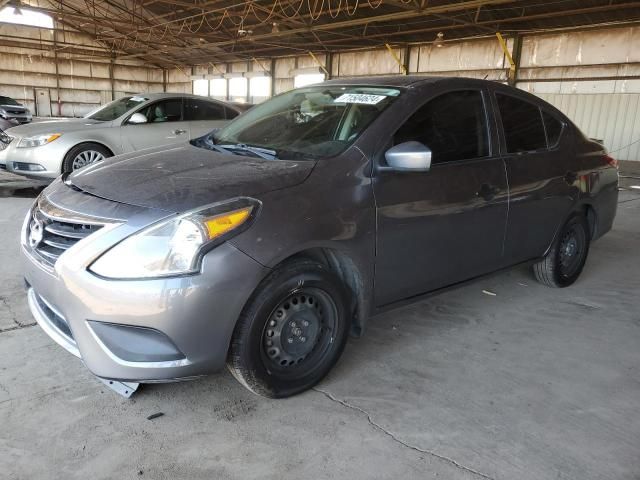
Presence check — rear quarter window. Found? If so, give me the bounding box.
[225,107,239,119]
[542,110,564,147]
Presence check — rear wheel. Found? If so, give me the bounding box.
[62,143,111,173]
[533,214,590,288]
[227,259,351,398]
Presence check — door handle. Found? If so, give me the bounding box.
[173,129,187,135]
[476,183,499,201]
[564,171,578,185]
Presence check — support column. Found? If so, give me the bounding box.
[109,59,115,101]
[510,34,523,87]
[270,58,276,97]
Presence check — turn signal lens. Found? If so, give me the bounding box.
[204,207,252,240]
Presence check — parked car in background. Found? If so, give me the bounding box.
[21,77,618,399]
[0,116,19,132]
[0,96,32,125]
[0,93,249,178]
[0,118,19,168]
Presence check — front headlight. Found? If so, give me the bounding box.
[90,199,258,279]
[17,133,62,148]
[0,108,6,118]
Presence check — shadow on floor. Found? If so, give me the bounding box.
[0,172,48,198]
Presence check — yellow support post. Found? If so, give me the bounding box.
[308,51,330,77]
[385,43,407,75]
[496,32,516,76]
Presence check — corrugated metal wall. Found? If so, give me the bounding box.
[538,93,640,162]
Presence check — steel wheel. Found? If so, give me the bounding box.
[558,224,586,279]
[533,214,590,288]
[227,258,351,398]
[261,288,337,373]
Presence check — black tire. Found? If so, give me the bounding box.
[227,258,351,398]
[62,143,112,173]
[533,214,590,288]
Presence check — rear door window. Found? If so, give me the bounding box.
[185,99,226,121]
[394,90,490,164]
[496,93,547,153]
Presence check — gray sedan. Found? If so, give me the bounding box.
[0,93,248,179]
[21,76,618,399]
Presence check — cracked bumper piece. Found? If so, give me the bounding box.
[23,241,269,383]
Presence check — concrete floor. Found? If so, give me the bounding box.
[0,170,639,480]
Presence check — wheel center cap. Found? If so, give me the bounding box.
[282,312,320,356]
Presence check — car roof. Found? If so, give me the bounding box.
[318,75,515,91]
[131,92,216,101]
[319,75,446,88]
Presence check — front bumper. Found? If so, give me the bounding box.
[0,137,66,179]
[22,191,269,383]
[1,113,31,124]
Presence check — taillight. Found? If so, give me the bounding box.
[604,154,618,168]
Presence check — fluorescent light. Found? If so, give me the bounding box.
[0,6,53,28]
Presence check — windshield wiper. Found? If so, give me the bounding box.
[217,143,278,160]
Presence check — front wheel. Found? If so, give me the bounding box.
[533,214,591,288]
[227,259,351,398]
[62,143,112,173]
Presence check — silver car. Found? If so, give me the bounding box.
[0,95,32,125]
[0,93,248,179]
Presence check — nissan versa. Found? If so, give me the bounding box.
[21,77,618,398]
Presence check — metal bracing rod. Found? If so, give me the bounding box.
[285,1,640,47]
[118,0,640,63]
[383,0,498,34]
[117,0,518,60]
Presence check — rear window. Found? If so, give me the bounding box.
[496,93,547,153]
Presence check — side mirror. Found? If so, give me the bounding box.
[384,141,432,172]
[127,113,148,125]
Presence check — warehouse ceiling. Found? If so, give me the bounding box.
[11,0,640,67]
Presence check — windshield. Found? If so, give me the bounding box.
[207,85,401,160]
[0,96,19,106]
[86,96,149,121]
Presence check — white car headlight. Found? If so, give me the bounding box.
[89,199,258,279]
[17,133,62,148]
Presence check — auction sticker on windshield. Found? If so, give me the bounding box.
[334,93,387,105]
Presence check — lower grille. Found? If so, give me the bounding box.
[26,201,104,267]
[33,292,73,340]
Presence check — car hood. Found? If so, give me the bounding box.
[67,144,316,212]
[0,104,27,112]
[7,118,107,136]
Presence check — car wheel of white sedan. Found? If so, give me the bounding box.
[63,143,112,173]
